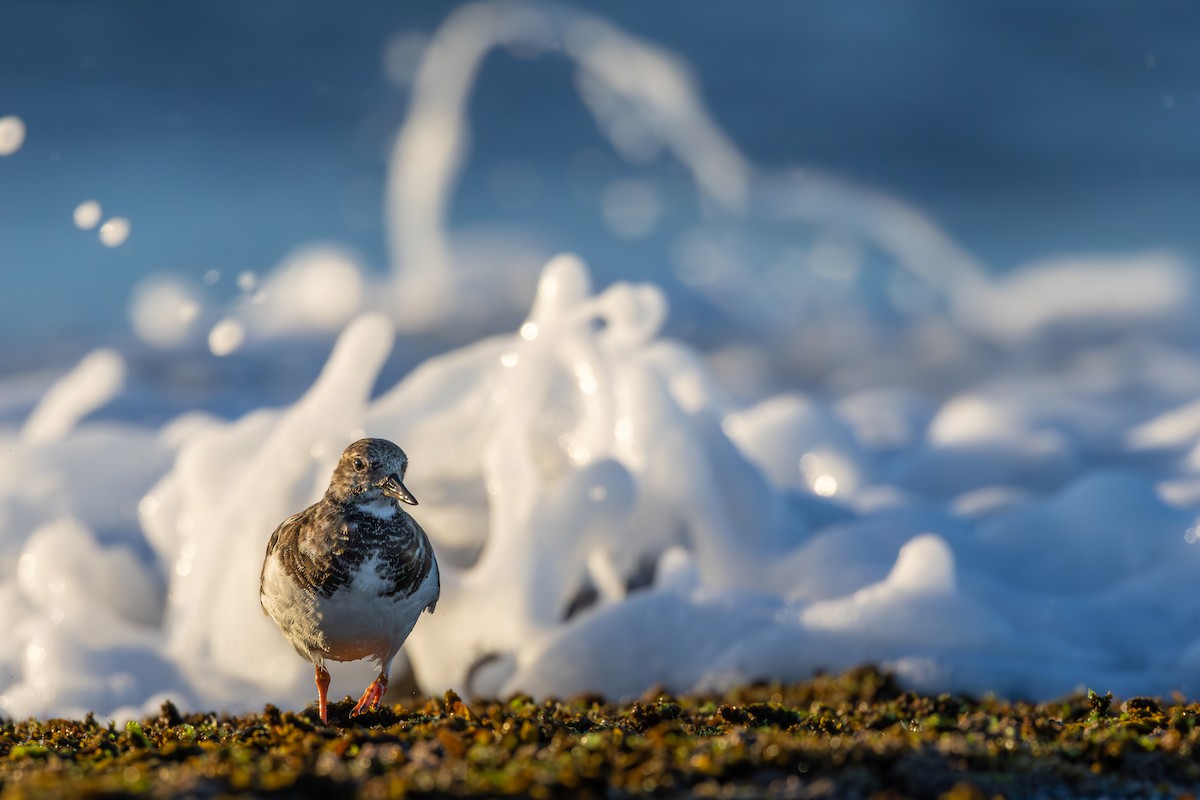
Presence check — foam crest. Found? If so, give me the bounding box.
[21,350,126,444]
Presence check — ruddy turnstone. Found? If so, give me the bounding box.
[260,438,440,723]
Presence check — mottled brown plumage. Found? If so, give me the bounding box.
[260,438,440,723]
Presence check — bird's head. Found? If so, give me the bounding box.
[326,438,417,506]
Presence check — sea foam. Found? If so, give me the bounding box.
[3,1,1200,720]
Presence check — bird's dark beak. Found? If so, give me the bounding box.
[378,473,418,505]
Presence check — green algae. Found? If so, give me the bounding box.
[0,667,1197,798]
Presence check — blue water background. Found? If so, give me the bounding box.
[1,0,1199,373]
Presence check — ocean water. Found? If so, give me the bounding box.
[3,1,1200,720]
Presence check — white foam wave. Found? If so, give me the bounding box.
[3,0,1200,720]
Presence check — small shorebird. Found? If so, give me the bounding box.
[260,438,440,723]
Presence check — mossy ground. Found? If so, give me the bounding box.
[1,667,1198,798]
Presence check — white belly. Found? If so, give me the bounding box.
[261,553,439,668]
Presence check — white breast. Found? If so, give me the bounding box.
[262,550,438,669]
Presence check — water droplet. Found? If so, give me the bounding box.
[73,200,103,230]
[567,443,591,465]
[0,116,26,156]
[813,475,838,497]
[138,494,159,520]
[99,217,131,247]
[129,276,202,347]
[208,318,245,357]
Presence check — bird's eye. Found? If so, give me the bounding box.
[352,457,366,471]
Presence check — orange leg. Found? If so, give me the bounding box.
[315,664,331,724]
[351,673,388,717]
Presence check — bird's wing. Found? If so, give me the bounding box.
[260,504,352,601]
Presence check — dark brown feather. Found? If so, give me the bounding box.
[262,500,438,602]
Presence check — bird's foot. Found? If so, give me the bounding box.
[351,676,388,717]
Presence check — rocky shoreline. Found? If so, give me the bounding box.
[1,667,1197,799]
